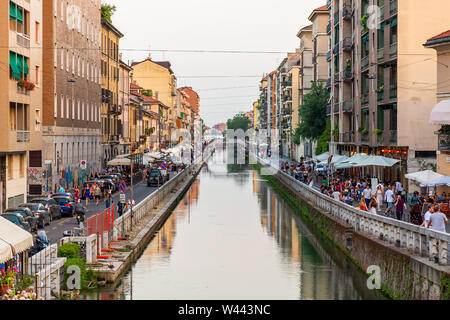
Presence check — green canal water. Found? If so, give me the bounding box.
[81,148,386,300]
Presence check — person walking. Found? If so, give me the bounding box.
[369,196,378,214]
[105,194,111,209]
[410,203,423,226]
[421,205,434,228]
[375,185,384,212]
[384,186,395,217]
[94,184,101,206]
[74,186,80,204]
[363,185,372,208]
[428,205,448,233]
[83,186,91,206]
[394,194,407,221]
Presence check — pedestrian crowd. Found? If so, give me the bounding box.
[280,159,448,233]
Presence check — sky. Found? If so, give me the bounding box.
[108,0,325,127]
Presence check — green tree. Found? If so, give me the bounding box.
[226,113,251,131]
[315,118,331,155]
[142,89,153,98]
[101,3,116,23]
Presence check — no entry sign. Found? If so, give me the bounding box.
[119,181,126,192]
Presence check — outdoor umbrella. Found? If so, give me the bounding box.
[314,152,333,162]
[355,156,400,167]
[334,154,369,169]
[420,176,450,187]
[429,99,450,125]
[107,158,131,166]
[405,170,444,184]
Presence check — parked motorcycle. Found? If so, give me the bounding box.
[29,231,49,256]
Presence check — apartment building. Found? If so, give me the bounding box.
[327,0,450,188]
[131,57,177,146]
[101,18,123,166]
[309,5,329,85]
[179,87,200,137]
[252,101,258,130]
[42,0,102,192]
[119,59,132,155]
[258,77,268,132]
[1,0,43,210]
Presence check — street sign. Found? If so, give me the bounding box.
[119,181,126,192]
[80,160,87,170]
[160,163,167,170]
[120,193,126,204]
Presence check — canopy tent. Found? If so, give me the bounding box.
[107,158,131,166]
[318,155,349,166]
[405,170,444,184]
[0,217,33,263]
[334,154,369,169]
[146,152,164,159]
[429,99,450,125]
[334,154,398,169]
[115,153,130,159]
[420,176,450,187]
[313,152,333,162]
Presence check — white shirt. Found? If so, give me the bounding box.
[309,180,314,187]
[385,189,395,203]
[429,212,448,232]
[395,181,403,192]
[332,191,341,200]
[363,188,372,200]
[423,211,431,228]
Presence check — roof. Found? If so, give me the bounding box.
[424,30,450,47]
[131,91,160,104]
[101,18,124,38]
[130,83,143,90]
[297,24,313,37]
[120,60,133,71]
[131,58,174,74]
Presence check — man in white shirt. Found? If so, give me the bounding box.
[395,180,403,195]
[428,205,448,233]
[384,187,395,215]
[421,205,434,228]
[332,189,341,201]
[363,185,372,207]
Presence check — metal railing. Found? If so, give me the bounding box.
[326,50,332,61]
[17,33,30,48]
[334,103,340,113]
[377,47,384,60]
[342,132,352,142]
[390,42,398,57]
[361,55,369,69]
[333,44,339,55]
[342,100,353,113]
[343,69,353,81]
[327,22,331,34]
[390,0,398,15]
[377,90,384,101]
[390,84,397,99]
[362,92,369,105]
[343,4,352,20]
[326,105,331,116]
[17,130,30,142]
[334,12,340,26]
[343,37,352,51]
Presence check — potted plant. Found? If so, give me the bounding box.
[362,129,368,134]
[1,286,42,300]
[17,80,35,91]
[0,267,17,295]
[373,129,383,135]
[361,15,368,32]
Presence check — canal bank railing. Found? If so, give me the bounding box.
[256,155,449,266]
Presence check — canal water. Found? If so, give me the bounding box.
[85,148,386,300]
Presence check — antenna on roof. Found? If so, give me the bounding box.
[147,44,152,60]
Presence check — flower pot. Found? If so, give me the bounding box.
[0,283,12,296]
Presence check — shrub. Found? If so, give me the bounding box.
[58,243,80,259]
[62,258,87,290]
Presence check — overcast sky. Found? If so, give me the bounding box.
[108,0,325,127]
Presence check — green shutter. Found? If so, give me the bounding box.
[391,16,397,27]
[23,57,29,75]
[377,107,384,130]
[9,1,16,21]
[16,54,23,73]
[9,52,21,79]
[180,112,184,119]
[362,34,369,42]
[16,7,23,24]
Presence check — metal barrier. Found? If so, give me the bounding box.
[86,207,114,258]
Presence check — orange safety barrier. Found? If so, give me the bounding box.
[87,206,115,259]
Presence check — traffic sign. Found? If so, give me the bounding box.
[120,193,126,204]
[160,163,167,170]
[80,160,87,169]
[119,181,126,192]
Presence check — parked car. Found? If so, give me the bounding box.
[29,197,62,220]
[1,214,31,233]
[4,208,38,232]
[51,193,76,217]
[147,169,165,187]
[18,203,51,228]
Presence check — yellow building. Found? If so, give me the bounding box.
[101,18,123,166]
[131,57,177,144]
[253,101,258,129]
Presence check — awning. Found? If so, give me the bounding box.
[429,99,450,125]
[334,154,399,169]
[9,52,21,79]
[9,1,16,21]
[420,176,450,187]
[107,158,131,166]
[405,170,444,184]
[0,238,13,264]
[391,16,397,27]
[0,217,33,258]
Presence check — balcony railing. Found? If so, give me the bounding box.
[361,56,369,69]
[343,69,353,81]
[17,130,30,142]
[390,84,397,99]
[334,12,340,26]
[326,78,331,88]
[326,50,332,61]
[377,89,384,102]
[390,0,398,15]
[342,101,353,113]
[377,47,384,60]
[334,103,339,114]
[390,42,398,57]
[362,92,369,105]
[342,132,352,143]
[388,130,397,144]
[361,132,369,142]
[343,4,352,20]
[17,33,30,48]
[17,84,30,95]
[326,105,331,116]
[438,132,450,152]
[334,73,340,83]
[327,21,331,34]
[333,44,339,55]
[343,37,352,51]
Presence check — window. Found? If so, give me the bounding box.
[72,52,75,74]
[66,96,69,119]
[9,102,29,131]
[35,21,40,43]
[72,98,75,119]
[77,56,80,76]
[60,0,64,21]
[77,99,80,120]
[54,93,57,117]
[66,49,69,72]
[61,48,64,70]
[61,95,64,118]
[82,100,84,120]
[35,65,39,85]
[29,150,42,167]
[8,155,13,180]
[9,51,29,80]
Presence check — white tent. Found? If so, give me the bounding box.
[314,152,333,162]
[319,155,349,166]
[405,170,444,184]
[334,154,398,169]
[0,217,33,262]
[429,99,450,125]
[107,158,131,166]
[420,176,450,187]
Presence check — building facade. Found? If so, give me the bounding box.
[42,0,102,192]
[118,59,132,155]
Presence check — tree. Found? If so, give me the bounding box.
[226,113,251,132]
[315,118,331,155]
[142,89,153,98]
[294,82,329,142]
[101,3,116,23]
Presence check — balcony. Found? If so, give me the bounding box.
[333,44,339,55]
[388,130,397,144]
[438,132,450,152]
[390,84,397,99]
[362,93,369,105]
[326,105,331,116]
[377,47,384,60]
[17,130,30,142]
[343,37,352,51]
[17,33,30,48]
[361,56,369,69]
[327,21,331,34]
[326,50,332,61]
[334,103,339,114]
[326,78,331,88]
[343,4,352,20]
[17,85,30,95]
[334,73,340,83]
[361,132,369,143]
[390,0,398,16]
[390,42,397,57]
[342,101,353,113]
[334,12,340,26]
[377,89,384,102]
[342,132,353,143]
[343,69,353,82]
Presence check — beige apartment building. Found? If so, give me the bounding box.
[119,59,132,155]
[309,5,329,85]
[1,0,43,209]
[131,57,177,148]
[42,0,102,191]
[326,0,450,189]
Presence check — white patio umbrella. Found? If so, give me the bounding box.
[107,158,131,166]
[405,170,444,184]
[355,156,400,167]
[334,154,369,169]
[314,152,333,162]
[429,99,450,125]
[420,176,450,187]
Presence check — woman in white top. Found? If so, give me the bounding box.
[375,185,384,212]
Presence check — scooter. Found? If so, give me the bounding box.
[29,231,49,256]
[74,204,86,228]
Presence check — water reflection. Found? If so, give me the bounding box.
[89,148,384,300]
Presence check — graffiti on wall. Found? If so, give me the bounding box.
[27,167,43,185]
